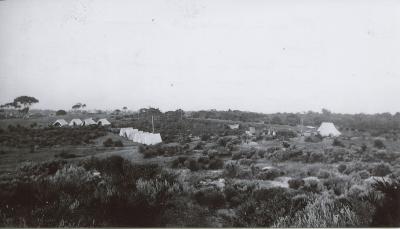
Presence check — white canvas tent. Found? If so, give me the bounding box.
[97,118,111,126]
[119,128,134,138]
[69,119,83,126]
[53,119,68,127]
[318,122,341,137]
[82,118,97,126]
[228,124,239,129]
[119,127,162,145]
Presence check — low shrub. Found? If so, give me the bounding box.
[373,139,385,149]
[194,189,225,209]
[223,162,240,178]
[114,140,124,147]
[55,151,78,159]
[305,135,323,143]
[338,164,347,173]
[370,178,400,226]
[234,188,305,227]
[358,170,371,179]
[302,179,324,193]
[288,178,305,189]
[208,157,224,170]
[317,170,332,179]
[323,177,350,196]
[256,168,283,180]
[332,138,345,147]
[371,163,392,177]
[103,138,114,147]
[275,194,360,227]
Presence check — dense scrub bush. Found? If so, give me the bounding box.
[223,162,240,178]
[240,159,256,167]
[234,188,306,227]
[371,163,392,177]
[306,151,325,163]
[370,178,400,226]
[373,139,385,149]
[332,138,345,147]
[302,179,324,193]
[194,189,225,209]
[55,151,78,159]
[208,157,224,170]
[323,177,350,196]
[275,194,360,227]
[103,138,114,147]
[171,155,223,171]
[231,151,243,160]
[0,125,107,148]
[282,141,290,148]
[275,129,297,139]
[317,169,332,179]
[0,157,183,227]
[305,135,323,143]
[358,170,371,179]
[139,143,185,158]
[338,164,347,173]
[139,144,164,158]
[288,178,305,189]
[256,168,283,180]
[266,149,304,162]
[55,110,67,116]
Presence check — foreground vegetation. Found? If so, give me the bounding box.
[0,108,400,227]
[0,155,399,227]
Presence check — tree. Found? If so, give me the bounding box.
[321,108,332,115]
[271,116,283,125]
[286,114,300,126]
[56,110,67,116]
[1,96,39,116]
[139,107,163,116]
[72,103,82,112]
[123,106,128,112]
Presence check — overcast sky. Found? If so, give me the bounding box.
[0,0,399,114]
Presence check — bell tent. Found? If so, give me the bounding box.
[317,122,341,137]
[53,119,68,127]
[69,119,83,126]
[97,118,111,126]
[82,118,97,126]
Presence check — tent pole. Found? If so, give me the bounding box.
[152,115,154,133]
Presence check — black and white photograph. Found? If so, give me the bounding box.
[0,0,399,227]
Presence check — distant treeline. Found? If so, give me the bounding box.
[116,107,400,137]
[189,109,400,134]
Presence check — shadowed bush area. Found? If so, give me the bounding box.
[0,125,107,148]
[0,156,183,227]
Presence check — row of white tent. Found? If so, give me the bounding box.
[53,118,111,127]
[119,127,162,145]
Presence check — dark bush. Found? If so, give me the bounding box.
[371,163,392,177]
[56,110,67,116]
[103,138,114,147]
[201,134,211,141]
[338,164,347,173]
[194,189,225,209]
[113,140,124,147]
[374,139,385,149]
[186,159,199,171]
[370,178,400,227]
[288,178,305,189]
[208,158,224,170]
[333,138,345,147]
[56,151,78,159]
[256,168,283,180]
